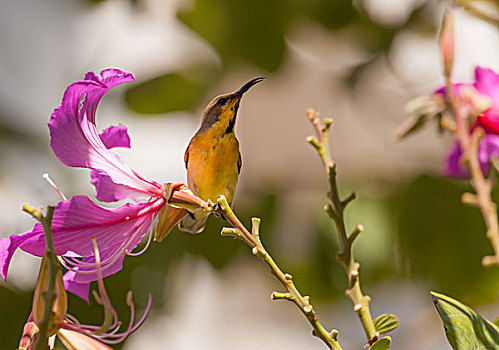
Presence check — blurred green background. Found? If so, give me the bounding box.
[0,0,498,349]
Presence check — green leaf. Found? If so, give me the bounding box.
[124,67,217,114]
[373,313,399,335]
[369,336,391,350]
[431,291,499,350]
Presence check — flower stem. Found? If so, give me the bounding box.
[305,109,379,346]
[445,76,499,266]
[216,198,342,350]
[23,205,59,350]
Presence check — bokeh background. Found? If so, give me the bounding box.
[0,0,498,349]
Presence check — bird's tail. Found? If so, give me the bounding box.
[178,210,209,234]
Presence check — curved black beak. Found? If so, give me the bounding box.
[234,77,265,98]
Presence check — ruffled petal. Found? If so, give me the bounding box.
[48,69,163,202]
[91,170,150,202]
[474,67,499,133]
[0,230,41,282]
[99,124,131,149]
[443,135,499,178]
[64,278,90,302]
[0,196,164,289]
[478,134,499,169]
[434,83,469,97]
[474,67,499,107]
[58,328,112,350]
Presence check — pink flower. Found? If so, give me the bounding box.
[436,67,499,177]
[0,69,204,300]
[19,239,151,349]
[474,67,499,134]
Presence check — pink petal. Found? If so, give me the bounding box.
[91,169,150,202]
[64,278,90,301]
[478,134,499,166]
[0,196,164,288]
[99,124,131,149]
[474,67,499,107]
[434,83,469,97]
[48,69,163,202]
[474,67,499,132]
[443,135,499,178]
[58,328,112,350]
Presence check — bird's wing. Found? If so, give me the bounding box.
[184,143,190,169]
[237,150,242,174]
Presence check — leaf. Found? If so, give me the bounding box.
[431,291,499,350]
[396,94,447,140]
[369,336,391,350]
[124,68,217,114]
[395,114,430,140]
[373,313,399,335]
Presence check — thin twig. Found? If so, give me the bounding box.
[438,9,499,266]
[306,109,379,346]
[216,198,342,350]
[445,75,499,266]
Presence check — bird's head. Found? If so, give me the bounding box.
[199,77,264,134]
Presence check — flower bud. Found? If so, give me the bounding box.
[154,205,188,242]
[18,321,39,350]
[32,252,67,335]
[439,9,455,78]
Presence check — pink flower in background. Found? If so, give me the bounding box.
[473,67,499,134]
[436,67,499,177]
[0,69,197,300]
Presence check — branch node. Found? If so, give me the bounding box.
[323,118,333,131]
[23,204,43,221]
[304,305,313,313]
[307,136,322,151]
[330,329,339,340]
[284,273,293,281]
[221,227,239,238]
[324,204,339,221]
[342,191,358,207]
[251,217,261,239]
[348,225,364,246]
[271,291,294,301]
[482,254,499,267]
[461,192,478,206]
[216,195,233,216]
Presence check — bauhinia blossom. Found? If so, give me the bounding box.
[19,239,151,349]
[435,66,499,177]
[0,69,208,300]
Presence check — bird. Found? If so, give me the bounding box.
[178,77,265,233]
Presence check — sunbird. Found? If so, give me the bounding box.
[179,77,265,233]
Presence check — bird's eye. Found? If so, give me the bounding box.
[217,97,228,106]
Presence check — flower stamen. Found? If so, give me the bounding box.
[43,173,68,201]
